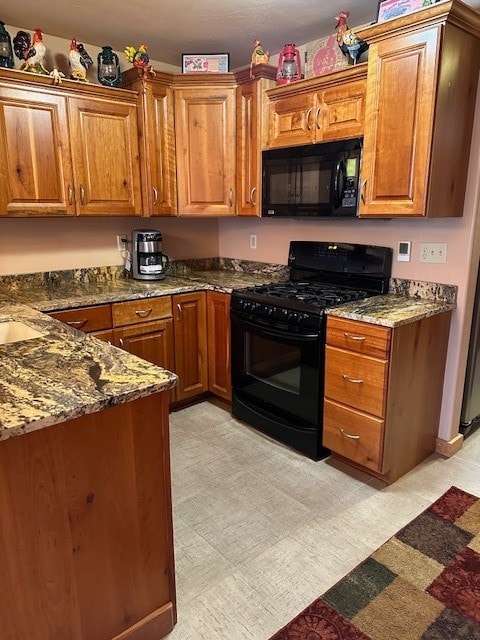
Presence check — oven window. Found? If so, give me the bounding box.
[246,333,301,395]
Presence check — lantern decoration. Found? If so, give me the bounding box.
[0,21,14,68]
[276,43,302,85]
[97,46,121,87]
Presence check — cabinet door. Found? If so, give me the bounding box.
[67,96,142,216]
[207,291,231,401]
[143,82,177,216]
[268,92,316,148]
[359,28,441,217]
[0,87,75,216]
[236,77,274,216]
[320,79,366,141]
[173,292,208,400]
[174,87,236,215]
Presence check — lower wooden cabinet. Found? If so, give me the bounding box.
[173,292,208,401]
[207,291,231,401]
[49,304,113,334]
[323,313,452,483]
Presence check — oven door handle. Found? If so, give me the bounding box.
[231,313,319,341]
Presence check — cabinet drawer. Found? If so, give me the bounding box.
[327,316,391,358]
[323,399,384,472]
[112,296,172,327]
[49,304,112,332]
[325,345,388,417]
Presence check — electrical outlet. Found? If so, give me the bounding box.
[419,242,447,264]
[250,234,257,250]
[116,235,127,252]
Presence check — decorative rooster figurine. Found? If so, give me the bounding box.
[250,39,270,78]
[13,28,49,75]
[69,38,93,81]
[335,11,369,64]
[124,44,155,78]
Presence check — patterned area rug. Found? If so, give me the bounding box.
[269,486,480,640]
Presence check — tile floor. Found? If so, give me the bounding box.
[166,400,480,639]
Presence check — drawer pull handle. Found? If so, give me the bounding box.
[344,333,366,341]
[342,374,364,384]
[315,106,321,129]
[340,428,360,440]
[305,107,313,131]
[119,338,124,348]
[67,319,88,329]
[135,308,153,318]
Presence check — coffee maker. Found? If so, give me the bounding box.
[131,229,169,281]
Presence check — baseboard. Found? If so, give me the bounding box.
[111,603,175,640]
[436,433,464,457]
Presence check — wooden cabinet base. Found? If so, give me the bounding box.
[0,392,176,640]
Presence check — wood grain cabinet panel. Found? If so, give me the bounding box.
[173,76,237,216]
[326,316,391,358]
[112,296,172,327]
[266,66,367,148]
[207,291,232,401]
[173,292,208,400]
[49,304,113,333]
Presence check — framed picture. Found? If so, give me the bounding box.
[377,0,436,23]
[182,53,230,74]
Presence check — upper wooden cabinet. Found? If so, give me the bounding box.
[173,74,237,216]
[0,69,142,217]
[358,1,480,218]
[235,66,276,217]
[266,65,367,149]
[122,68,177,216]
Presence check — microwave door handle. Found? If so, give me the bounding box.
[333,159,345,210]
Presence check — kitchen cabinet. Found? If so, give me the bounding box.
[0,391,176,640]
[112,296,176,401]
[235,65,276,216]
[266,65,367,148]
[49,304,113,335]
[122,68,177,216]
[173,74,237,216]
[207,291,231,401]
[0,69,142,217]
[358,3,480,217]
[173,291,208,401]
[323,313,451,483]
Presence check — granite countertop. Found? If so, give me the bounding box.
[327,294,455,327]
[0,303,177,441]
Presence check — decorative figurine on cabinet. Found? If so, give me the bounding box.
[335,11,369,64]
[97,45,121,87]
[0,21,14,68]
[124,43,155,78]
[276,43,302,84]
[250,38,270,78]
[69,38,93,81]
[13,28,49,74]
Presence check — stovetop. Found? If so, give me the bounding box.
[241,281,370,310]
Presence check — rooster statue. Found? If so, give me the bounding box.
[250,39,270,78]
[124,44,155,78]
[335,11,369,64]
[13,28,49,75]
[69,38,93,81]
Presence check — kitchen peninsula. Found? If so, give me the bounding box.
[0,302,178,640]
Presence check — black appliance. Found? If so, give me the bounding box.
[460,259,480,435]
[231,241,392,460]
[262,138,362,218]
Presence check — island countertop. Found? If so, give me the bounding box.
[0,302,178,441]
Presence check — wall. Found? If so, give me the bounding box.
[219,89,480,445]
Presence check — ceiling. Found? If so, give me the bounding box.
[3,0,480,71]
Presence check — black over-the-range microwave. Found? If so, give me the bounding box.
[262,137,362,218]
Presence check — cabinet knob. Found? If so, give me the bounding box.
[340,428,360,440]
[342,374,364,384]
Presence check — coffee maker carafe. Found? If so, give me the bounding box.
[131,229,169,281]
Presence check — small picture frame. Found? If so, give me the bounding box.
[182,53,230,74]
[377,0,436,23]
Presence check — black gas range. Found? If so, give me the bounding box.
[230,241,392,459]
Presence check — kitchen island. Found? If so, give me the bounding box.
[0,302,178,640]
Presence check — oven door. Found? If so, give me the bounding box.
[231,311,324,427]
